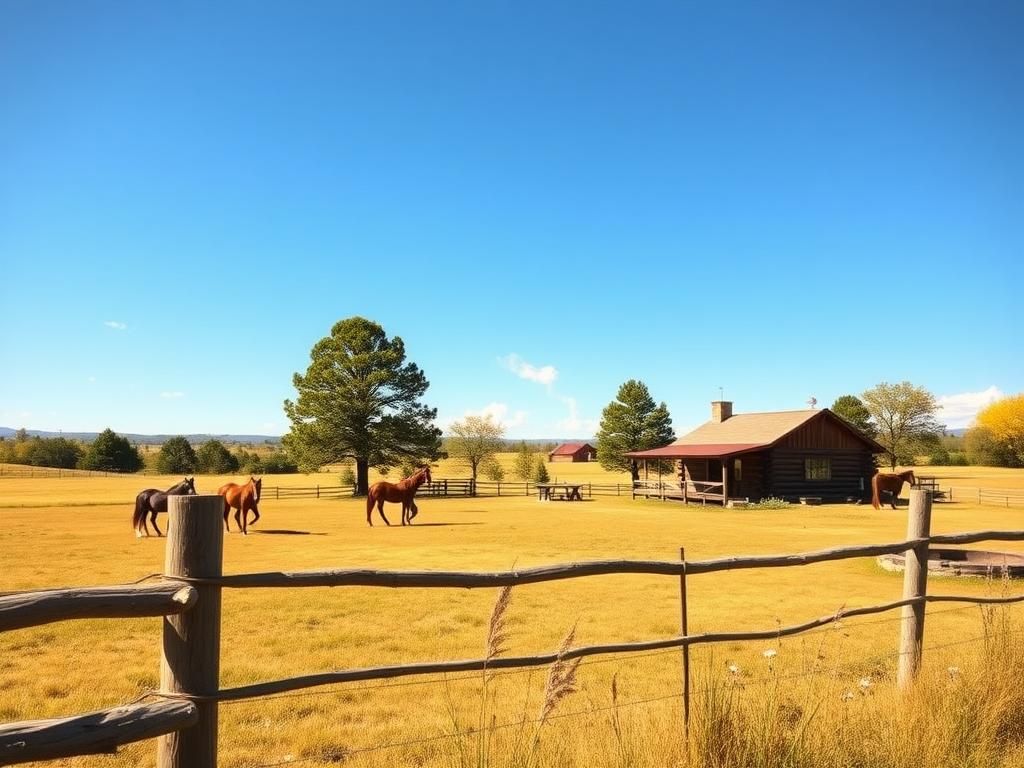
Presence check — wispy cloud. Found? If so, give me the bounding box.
[160,391,186,399]
[556,395,598,435]
[937,386,1004,429]
[499,354,558,388]
[103,321,127,330]
[464,402,528,429]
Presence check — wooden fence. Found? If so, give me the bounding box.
[257,479,636,500]
[4,490,1024,766]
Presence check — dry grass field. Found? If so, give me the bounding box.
[3,461,1024,767]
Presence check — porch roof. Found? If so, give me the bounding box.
[624,442,768,459]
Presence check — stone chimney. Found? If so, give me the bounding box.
[711,401,733,423]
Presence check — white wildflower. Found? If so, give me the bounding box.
[948,666,960,678]
[728,663,740,675]
[841,691,855,702]
[762,648,777,659]
[859,677,872,690]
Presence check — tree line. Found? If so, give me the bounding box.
[0,428,300,474]
[12,316,1021,482]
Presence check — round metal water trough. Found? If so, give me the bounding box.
[877,548,1024,578]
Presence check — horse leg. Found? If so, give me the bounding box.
[151,511,163,537]
[409,499,418,522]
[248,503,260,529]
[235,508,245,535]
[377,499,391,526]
[890,485,898,510]
[223,500,232,532]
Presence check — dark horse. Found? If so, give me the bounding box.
[218,476,262,535]
[871,470,917,510]
[366,466,432,526]
[133,477,197,537]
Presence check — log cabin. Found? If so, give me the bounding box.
[626,401,884,504]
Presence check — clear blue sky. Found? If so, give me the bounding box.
[1,1,1021,438]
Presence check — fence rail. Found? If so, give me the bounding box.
[5,491,1024,766]
[0,701,197,765]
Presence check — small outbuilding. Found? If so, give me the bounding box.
[626,401,884,504]
[548,442,597,463]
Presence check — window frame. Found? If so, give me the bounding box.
[804,457,831,481]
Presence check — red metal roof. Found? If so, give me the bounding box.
[548,442,594,456]
[624,443,768,459]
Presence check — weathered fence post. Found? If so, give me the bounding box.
[897,489,932,689]
[679,547,690,733]
[158,495,224,768]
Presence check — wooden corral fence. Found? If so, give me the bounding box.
[6,491,1024,766]
[259,479,636,500]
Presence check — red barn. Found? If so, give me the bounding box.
[548,442,597,463]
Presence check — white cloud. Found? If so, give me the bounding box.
[103,321,127,330]
[499,354,558,388]
[937,386,1004,429]
[556,395,598,435]
[160,391,186,399]
[86,376,97,383]
[463,402,528,430]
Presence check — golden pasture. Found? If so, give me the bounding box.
[3,463,1024,767]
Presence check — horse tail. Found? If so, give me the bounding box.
[132,494,147,531]
[871,474,881,510]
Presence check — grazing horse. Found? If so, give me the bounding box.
[218,476,262,535]
[871,470,917,510]
[366,466,432,526]
[133,477,197,537]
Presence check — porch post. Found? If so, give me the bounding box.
[722,459,729,505]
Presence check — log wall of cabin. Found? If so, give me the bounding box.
[766,448,875,501]
[767,413,877,501]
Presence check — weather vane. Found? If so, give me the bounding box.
[807,396,817,409]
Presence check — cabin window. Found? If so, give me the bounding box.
[733,458,743,482]
[805,458,831,481]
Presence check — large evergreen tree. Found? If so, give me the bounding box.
[80,428,144,472]
[830,395,877,440]
[283,317,441,495]
[596,380,675,480]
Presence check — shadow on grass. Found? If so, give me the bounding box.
[406,522,485,527]
[250,529,327,536]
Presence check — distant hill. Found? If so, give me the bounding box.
[0,427,281,445]
[1,428,594,447]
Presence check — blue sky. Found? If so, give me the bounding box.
[1,1,1021,439]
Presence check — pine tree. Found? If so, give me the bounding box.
[596,380,675,480]
[283,317,441,495]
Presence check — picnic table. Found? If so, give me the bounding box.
[536,483,585,501]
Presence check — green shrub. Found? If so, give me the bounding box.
[482,459,505,482]
[532,456,550,484]
[261,451,298,474]
[751,497,791,510]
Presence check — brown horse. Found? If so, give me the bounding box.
[218,476,262,534]
[871,470,917,510]
[366,466,432,526]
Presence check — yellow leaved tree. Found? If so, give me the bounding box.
[975,394,1024,466]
